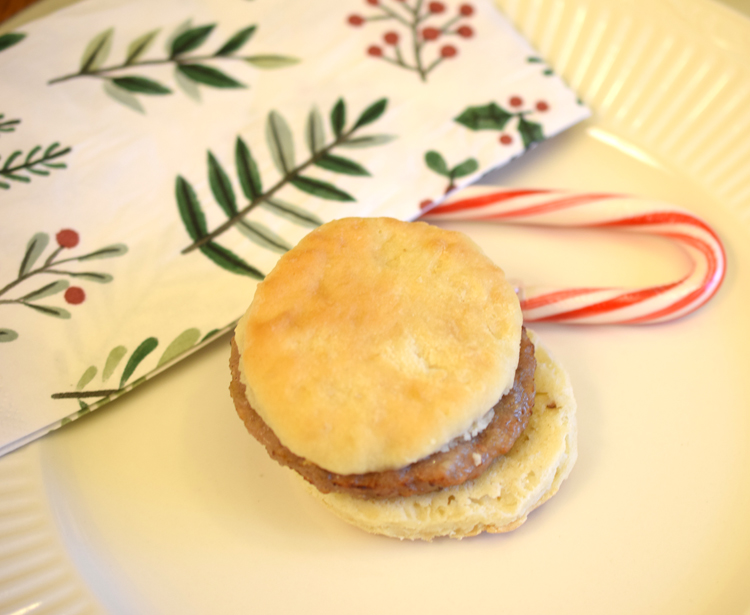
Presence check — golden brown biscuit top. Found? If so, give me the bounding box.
[235,217,522,475]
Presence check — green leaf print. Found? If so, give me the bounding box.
[423,150,479,195]
[170,24,215,57]
[517,117,545,148]
[20,279,69,302]
[244,55,299,69]
[76,244,128,260]
[0,142,72,189]
[425,151,450,177]
[330,99,346,138]
[54,271,114,283]
[0,32,26,53]
[172,64,202,102]
[1,229,127,341]
[290,176,355,201]
[111,76,172,95]
[454,103,513,131]
[164,19,194,55]
[124,29,161,65]
[237,219,293,254]
[176,176,208,241]
[452,158,479,177]
[353,98,388,130]
[235,137,263,200]
[104,81,145,114]
[76,366,98,390]
[455,98,549,151]
[215,25,256,56]
[25,303,71,318]
[176,63,245,88]
[266,111,296,174]
[177,97,393,275]
[338,134,397,149]
[157,328,201,367]
[305,107,326,156]
[0,328,19,342]
[80,28,114,73]
[262,198,323,228]
[19,233,49,276]
[0,114,21,135]
[120,337,159,388]
[103,345,127,381]
[208,151,237,216]
[314,153,370,176]
[200,242,264,279]
[201,330,221,343]
[48,21,296,110]
[52,326,210,406]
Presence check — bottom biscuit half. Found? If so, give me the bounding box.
[299,329,578,541]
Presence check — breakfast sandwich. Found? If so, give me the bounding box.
[229,217,577,540]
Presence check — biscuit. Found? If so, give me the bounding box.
[234,217,522,475]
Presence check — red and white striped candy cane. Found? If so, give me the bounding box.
[420,187,726,324]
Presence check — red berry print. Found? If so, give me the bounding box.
[384,31,399,45]
[536,100,549,112]
[56,229,80,249]
[7,228,128,340]
[64,286,85,305]
[440,45,457,58]
[350,0,479,81]
[499,134,513,145]
[509,96,523,108]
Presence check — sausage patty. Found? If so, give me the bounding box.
[229,328,536,499]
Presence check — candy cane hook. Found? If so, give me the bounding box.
[420,187,726,324]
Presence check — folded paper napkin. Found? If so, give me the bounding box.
[0,0,588,456]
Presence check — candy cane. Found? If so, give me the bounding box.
[420,187,726,324]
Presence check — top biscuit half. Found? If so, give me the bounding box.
[234,217,522,475]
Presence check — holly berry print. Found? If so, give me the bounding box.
[0,229,127,342]
[47,22,299,112]
[455,95,550,149]
[347,0,475,82]
[177,96,394,277]
[51,327,218,422]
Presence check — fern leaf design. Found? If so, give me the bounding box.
[177,97,394,277]
[52,327,209,405]
[0,142,72,189]
[48,22,298,110]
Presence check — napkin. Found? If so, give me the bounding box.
[0,0,588,456]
